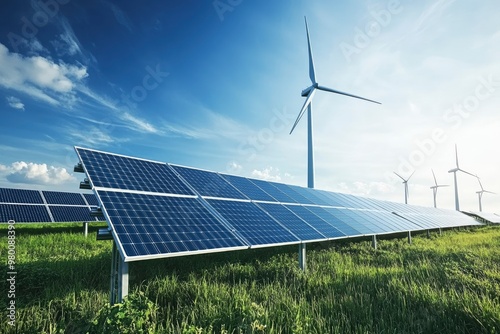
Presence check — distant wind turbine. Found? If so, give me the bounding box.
[475,176,495,212]
[447,144,475,211]
[394,171,415,204]
[430,169,448,208]
[289,17,381,188]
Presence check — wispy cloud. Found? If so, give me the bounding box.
[251,166,283,181]
[0,161,75,185]
[103,1,135,32]
[412,0,457,35]
[6,96,25,110]
[121,112,158,134]
[66,125,119,147]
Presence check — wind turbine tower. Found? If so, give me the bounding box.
[475,177,495,212]
[394,171,414,204]
[290,17,381,188]
[430,169,448,208]
[447,144,475,211]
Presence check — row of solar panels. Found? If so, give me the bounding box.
[0,188,102,223]
[75,147,483,262]
[467,211,500,224]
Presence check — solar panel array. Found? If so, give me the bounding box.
[467,211,500,224]
[0,188,103,223]
[75,147,483,263]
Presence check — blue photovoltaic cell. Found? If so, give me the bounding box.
[285,205,345,238]
[289,186,331,206]
[248,179,297,203]
[0,204,51,223]
[0,188,44,204]
[269,183,314,204]
[49,206,95,222]
[304,206,363,236]
[97,191,246,258]
[171,165,246,199]
[43,191,86,205]
[76,148,194,195]
[83,193,98,206]
[257,203,325,241]
[206,199,299,246]
[220,174,276,202]
[316,190,348,207]
[329,208,378,234]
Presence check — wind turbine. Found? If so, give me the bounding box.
[475,176,495,212]
[430,169,448,208]
[289,17,381,188]
[447,144,475,211]
[394,171,414,204]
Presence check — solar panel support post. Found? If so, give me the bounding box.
[407,231,412,245]
[110,242,117,305]
[117,259,129,303]
[298,243,306,271]
[83,222,88,237]
[439,228,442,236]
[109,242,129,305]
[371,235,377,249]
[427,229,430,238]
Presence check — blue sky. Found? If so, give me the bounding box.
[0,0,499,212]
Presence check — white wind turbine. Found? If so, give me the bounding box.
[394,171,415,204]
[430,169,448,208]
[289,17,381,188]
[448,144,475,211]
[475,177,495,212]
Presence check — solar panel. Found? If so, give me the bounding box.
[304,206,363,236]
[284,205,346,238]
[288,186,331,206]
[83,193,99,206]
[248,179,297,203]
[97,191,247,260]
[268,183,315,204]
[75,147,194,195]
[0,188,44,204]
[219,174,276,202]
[0,204,51,223]
[468,212,500,224]
[256,203,325,241]
[171,165,247,199]
[206,199,300,246]
[43,191,86,205]
[49,206,95,222]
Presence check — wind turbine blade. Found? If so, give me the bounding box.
[393,172,405,181]
[455,144,459,168]
[458,168,476,178]
[408,170,415,181]
[290,88,316,134]
[316,85,381,104]
[431,169,438,186]
[484,190,496,194]
[477,177,484,191]
[304,17,316,85]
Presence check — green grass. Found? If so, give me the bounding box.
[1,224,500,333]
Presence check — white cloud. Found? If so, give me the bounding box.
[0,43,88,106]
[6,96,25,110]
[67,126,117,146]
[251,167,282,181]
[226,161,243,174]
[0,161,75,185]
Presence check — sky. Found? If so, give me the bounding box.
[0,0,499,213]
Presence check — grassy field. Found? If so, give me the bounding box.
[1,223,499,333]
